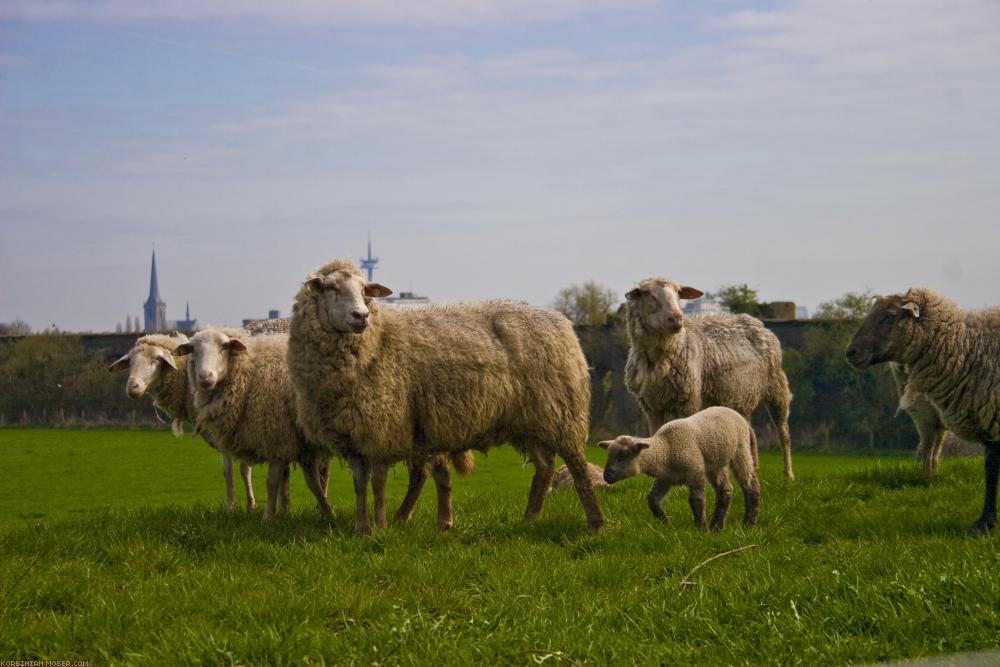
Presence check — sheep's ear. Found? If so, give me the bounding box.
[632,441,650,453]
[173,332,189,342]
[226,338,248,353]
[174,343,193,357]
[364,283,393,298]
[625,287,641,301]
[305,273,324,292]
[598,440,613,450]
[901,302,921,318]
[108,353,131,372]
[678,286,703,300]
[157,350,178,371]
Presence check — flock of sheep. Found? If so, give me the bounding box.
[109,258,1000,536]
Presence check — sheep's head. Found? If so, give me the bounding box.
[304,261,392,334]
[625,278,703,339]
[109,340,180,398]
[599,435,649,484]
[846,291,923,370]
[174,329,247,391]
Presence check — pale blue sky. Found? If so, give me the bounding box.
[2,0,999,332]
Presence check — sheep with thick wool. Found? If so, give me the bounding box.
[600,406,760,530]
[890,362,948,476]
[847,288,1000,534]
[109,333,256,511]
[286,258,605,534]
[175,328,332,520]
[624,277,794,479]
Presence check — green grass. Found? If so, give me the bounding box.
[1,429,999,665]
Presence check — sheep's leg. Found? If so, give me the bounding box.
[394,459,429,524]
[264,462,287,521]
[930,431,945,475]
[302,459,334,518]
[278,464,291,514]
[708,469,733,531]
[524,446,556,520]
[919,425,946,476]
[646,479,671,523]
[347,453,372,535]
[766,396,794,481]
[430,456,454,531]
[644,410,660,438]
[561,447,605,532]
[370,462,388,529]
[687,481,707,530]
[222,453,236,512]
[731,451,761,527]
[969,443,1000,536]
[240,461,256,511]
[319,458,330,497]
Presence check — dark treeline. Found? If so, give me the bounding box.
[0,321,916,449]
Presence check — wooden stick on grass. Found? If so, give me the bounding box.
[679,544,757,587]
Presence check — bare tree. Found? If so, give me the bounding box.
[552,281,619,326]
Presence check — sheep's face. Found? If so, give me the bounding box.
[846,294,921,370]
[599,435,649,483]
[174,330,247,391]
[109,345,178,398]
[305,269,392,334]
[625,278,703,338]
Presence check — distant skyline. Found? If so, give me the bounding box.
[2,1,999,332]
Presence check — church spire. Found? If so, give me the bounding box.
[143,250,167,332]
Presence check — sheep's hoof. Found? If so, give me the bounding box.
[967,517,996,537]
[354,522,372,536]
[437,521,453,532]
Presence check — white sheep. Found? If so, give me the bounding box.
[847,288,1000,535]
[891,362,947,476]
[287,258,605,534]
[600,406,760,530]
[109,333,255,511]
[174,328,332,521]
[624,277,793,479]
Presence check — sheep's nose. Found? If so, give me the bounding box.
[198,370,216,386]
[127,379,143,397]
[350,309,369,324]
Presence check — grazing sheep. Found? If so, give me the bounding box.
[624,277,793,479]
[600,406,760,530]
[287,258,605,534]
[846,288,1000,535]
[890,362,947,476]
[174,328,332,521]
[109,333,255,511]
[551,462,609,490]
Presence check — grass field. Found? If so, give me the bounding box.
[1,429,999,665]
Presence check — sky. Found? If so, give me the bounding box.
[1,0,999,332]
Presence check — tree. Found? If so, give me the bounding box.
[0,320,32,336]
[717,284,760,315]
[813,291,872,321]
[552,281,619,326]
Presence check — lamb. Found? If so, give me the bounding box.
[286,258,605,534]
[174,328,332,520]
[623,277,794,480]
[600,406,760,530]
[890,362,947,476]
[109,333,256,511]
[846,288,1000,535]
[550,463,609,490]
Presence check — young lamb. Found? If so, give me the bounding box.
[624,277,793,479]
[600,406,760,530]
[109,333,256,511]
[287,258,605,534]
[890,362,947,476]
[174,328,332,521]
[847,288,1000,535]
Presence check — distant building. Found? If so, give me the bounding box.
[143,251,167,332]
[175,302,198,331]
[382,291,431,309]
[683,293,729,316]
[795,305,810,320]
[242,310,281,327]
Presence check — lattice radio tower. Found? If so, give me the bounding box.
[360,229,379,282]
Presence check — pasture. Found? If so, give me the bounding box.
[1,429,999,665]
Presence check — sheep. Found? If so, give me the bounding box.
[286,258,605,534]
[244,315,476,528]
[623,277,794,480]
[846,288,1000,535]
[108,333,256,511]
[890,362,947,476]
[600,406,760,530]
[174,328,332,520]
[550,463,609,490]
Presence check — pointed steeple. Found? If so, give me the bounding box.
[143,250,167,332]
[148,250,161,302]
